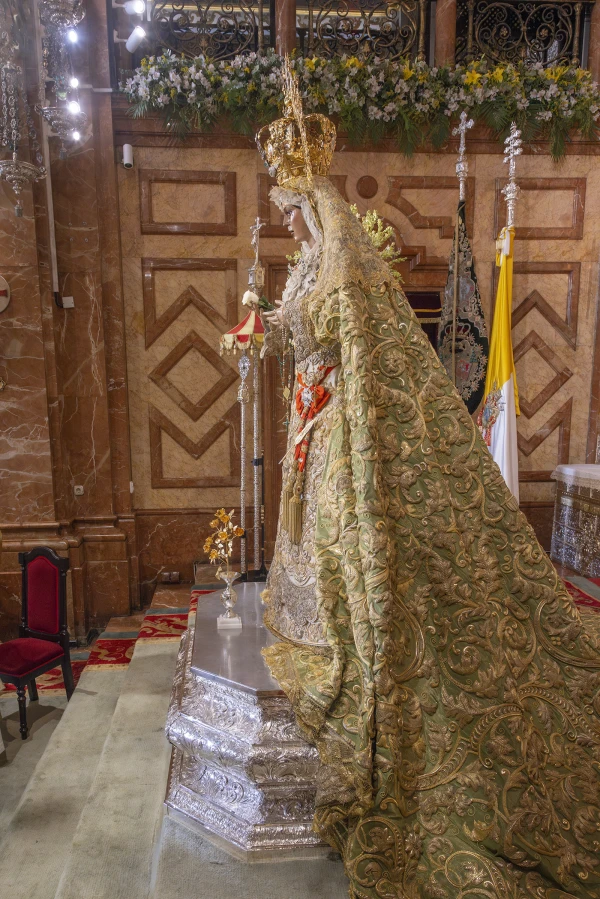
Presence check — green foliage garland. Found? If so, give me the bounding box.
[124,50,600,160]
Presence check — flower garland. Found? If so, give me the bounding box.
[124,50,600,160]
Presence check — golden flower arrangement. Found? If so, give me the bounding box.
[203,508,244,577]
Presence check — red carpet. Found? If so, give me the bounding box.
[137,613,189,641]
[564,580,600,612]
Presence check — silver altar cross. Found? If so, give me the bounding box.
[453,110,473,202]
[250,216,265,267]
[502,122,522,228]
[249,216,265,292]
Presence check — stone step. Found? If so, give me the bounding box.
[52,638,180,899]
[149,812,348,899]
[0,667,127,899]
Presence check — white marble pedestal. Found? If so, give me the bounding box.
[164,583,326,860]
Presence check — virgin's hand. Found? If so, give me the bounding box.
[263,300,283,326]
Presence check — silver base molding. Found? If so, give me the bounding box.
[164,583,327,860]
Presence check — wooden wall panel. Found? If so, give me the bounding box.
[119,145,600,574]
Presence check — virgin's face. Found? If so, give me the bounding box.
[283,204,313,245]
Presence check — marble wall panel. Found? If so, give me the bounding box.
[52,145,100,272]
[53,270,106,398]
[53,394,113,520]
[84,558,130,625]
[139,169,237,235]
[150,181,225,224]
[0,258,55,522]
[135,508,246,605]
[0,568,22,640]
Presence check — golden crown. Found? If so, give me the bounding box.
[256,59,336,189]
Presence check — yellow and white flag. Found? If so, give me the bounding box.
[478,226,520,501]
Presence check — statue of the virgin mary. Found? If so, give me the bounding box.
[257,63,600,899]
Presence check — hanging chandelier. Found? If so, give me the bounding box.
[39,0,85,30]
[0,62,46,216]
[37,0,88,156]
[37,103,87,158]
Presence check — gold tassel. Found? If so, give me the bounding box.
[287,494,303,545]
[281,483,293,534]
[282,465,303,545]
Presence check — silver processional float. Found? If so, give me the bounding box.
[220,218,269,582]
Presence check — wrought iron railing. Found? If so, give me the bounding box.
[150,0,270,59]
[126,0,431,63]
[456,0,595,67]
[299,0,430,62]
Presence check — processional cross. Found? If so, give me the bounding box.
[453,110,474,202]
[249,216,266,292]
[250,216,265,267]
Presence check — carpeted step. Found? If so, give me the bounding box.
[0,666,127,899]
[52,638,180,899]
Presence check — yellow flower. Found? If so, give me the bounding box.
[304,58,316,72]
[545,65,568,82]
[209,549,218,561]
[464,70,482,86]
[210,519,219,528]
[344,56,363,69]
[234,526,244,537]
[402,65,414,80]
[217,530,228,541]
[170,87,177,98]
[489,65,505,83]
[216,509,227,521]
[247,83,256,92]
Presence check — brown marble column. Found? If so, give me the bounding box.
[588,1,600,81]
[275,0,297,56]
[435,0,457,67]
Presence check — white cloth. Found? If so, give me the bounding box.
[551,464,600,490]
[489,374,520,503]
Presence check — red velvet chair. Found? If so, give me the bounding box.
[0,547,73,739]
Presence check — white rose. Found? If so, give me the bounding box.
[242,290,259,308]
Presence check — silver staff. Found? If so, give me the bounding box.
[502,122,522,228]
[237,352,250,577]
[248,217,267,579]
[451,111,474,385]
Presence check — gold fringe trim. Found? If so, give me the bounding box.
[287,494,303,545]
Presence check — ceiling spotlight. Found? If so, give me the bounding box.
[72,130,81,141]
[67,29,78,43]
[123,0,145,14]
[125,25,146,52]
[67,100,81,114]
[69,76,79,88]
